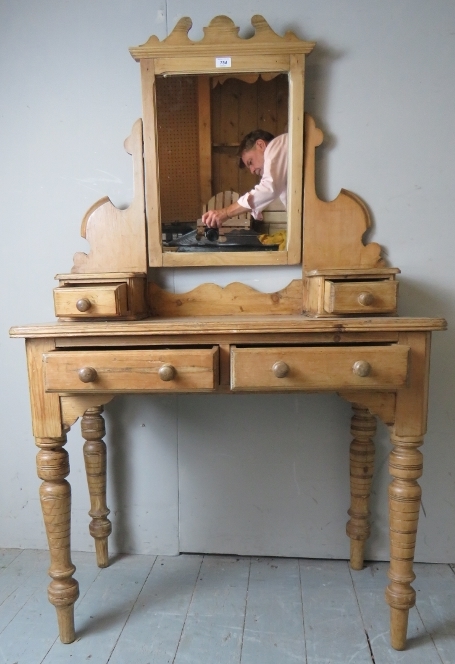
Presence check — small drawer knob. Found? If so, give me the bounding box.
[78,367,98,383]
[76,298,92,312]
[158,364,176,381]
[358,291,374,306]
[272,361,289,378]
[352,361,371,377]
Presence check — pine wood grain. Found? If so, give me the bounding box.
[60,394,115,429]
[231,345,410,391]
[338,390,397,426]
[346,406,377,570]
[10,315,447,339]
[129,15,315,60]
[43,348,219,393]
[287,54,304,264]
[140,59,162,268]
[81,407,111,568]
[36,433,79,643]
[303,114,384,272]
[53,284,128,318]
[324,280,398,314]
[54,276,148,321]
[162,249,290,267]
[154,54,290,74]
[25,338,62,438]
[149,280,303,317]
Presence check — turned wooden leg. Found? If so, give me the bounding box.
[82,406,112,568]
[346,405,376,570]
[385,434,423,650]
[36,433,79,643]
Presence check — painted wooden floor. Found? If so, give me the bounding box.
[0,549,454,663]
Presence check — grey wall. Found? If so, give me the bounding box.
[1,0,454,563]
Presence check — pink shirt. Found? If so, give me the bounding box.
[237,133,288,219]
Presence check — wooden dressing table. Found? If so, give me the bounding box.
[10,15,446,651]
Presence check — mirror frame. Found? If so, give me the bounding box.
[130,15,315,268]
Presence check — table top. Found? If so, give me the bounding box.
[10,315,447,340]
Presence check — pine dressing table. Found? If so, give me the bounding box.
[9,15,446,651]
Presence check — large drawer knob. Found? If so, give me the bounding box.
[76,298,92,312]
[78,366,98,383]
[158,364,176,381]
[358,291,374,306]
[272,361,289,378]
[352,361,371,377]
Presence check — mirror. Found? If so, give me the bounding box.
[156,73,288,256]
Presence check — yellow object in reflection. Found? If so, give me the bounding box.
[258,231,287,251]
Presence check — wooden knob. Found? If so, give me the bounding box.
[272,361,289,378]
[358,291,374,306]
[158,364,176,381]
[78,367,98,383]
[76,298,92,312]
[352,361,371,377]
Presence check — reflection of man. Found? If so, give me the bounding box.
[202,130,288,228]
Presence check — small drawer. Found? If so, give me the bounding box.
[53,284,128,318]
[324,280,398,314]
[44,348,219,392]
[231,345,409,391]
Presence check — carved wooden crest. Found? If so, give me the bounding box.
[129,15,315,60]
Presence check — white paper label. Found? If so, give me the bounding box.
[215,57,231,68]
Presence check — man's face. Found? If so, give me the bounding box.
[241,139,267,177]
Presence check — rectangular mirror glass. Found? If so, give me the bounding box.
[155,73,291,264]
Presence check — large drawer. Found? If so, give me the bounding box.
[231,345,409,391]
[44,348,219,392]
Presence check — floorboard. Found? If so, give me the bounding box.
[241,557,306,664]
[413,562,455,664]
[351,562,444,664]
[299,559,372,664]
[0,550,50,634]
[0,550,452,664]
[0,550,58,664]
[0,551,106,664]
[0,549,22,571]
[43,553,155,664]
[173,555,250,664]
[108,554,203,664]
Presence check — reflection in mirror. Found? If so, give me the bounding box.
[156,73,288,253]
